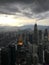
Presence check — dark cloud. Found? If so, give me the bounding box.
[0,0,34,3]
[37,0,49,11]
[36,11,49,20]
[0,3,21,15]
[0,0,49,20]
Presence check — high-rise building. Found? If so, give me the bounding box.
[37,45,43,64]
[48,32,49,41]
[16,39,27,65]
[1,47,10,65]
[0,48,1,65]
[44,29,48,42]
[44,49,49,64]
[29,33,33,44]
[34,24,38,45]
[38,30,42,44]
[8,44,16,65]
[43,29,48,50]
[33,55,38,65]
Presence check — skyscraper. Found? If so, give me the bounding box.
[29,33,33,44]
[38,30,42,44]
[34,24,38,45]
[44,49,49,64]
[1,47,10,65]
[44,29,48,42]
[37,45,43,64]
[0,48,1,65]
[43,29,48,50]
[8,44,16,65]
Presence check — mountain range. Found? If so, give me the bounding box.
[0,25,49,32]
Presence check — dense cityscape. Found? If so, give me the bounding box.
[0,24,49,65]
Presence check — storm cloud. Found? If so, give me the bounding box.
[0,0,49,20]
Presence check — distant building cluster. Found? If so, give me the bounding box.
[0,24,49,65]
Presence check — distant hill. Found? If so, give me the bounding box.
[19,25,49,30]
[0,25,49,32]
[0,26,19,32]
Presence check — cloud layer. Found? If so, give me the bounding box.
[0,0,49,22]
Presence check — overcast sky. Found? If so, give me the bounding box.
[0,0,49,26]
